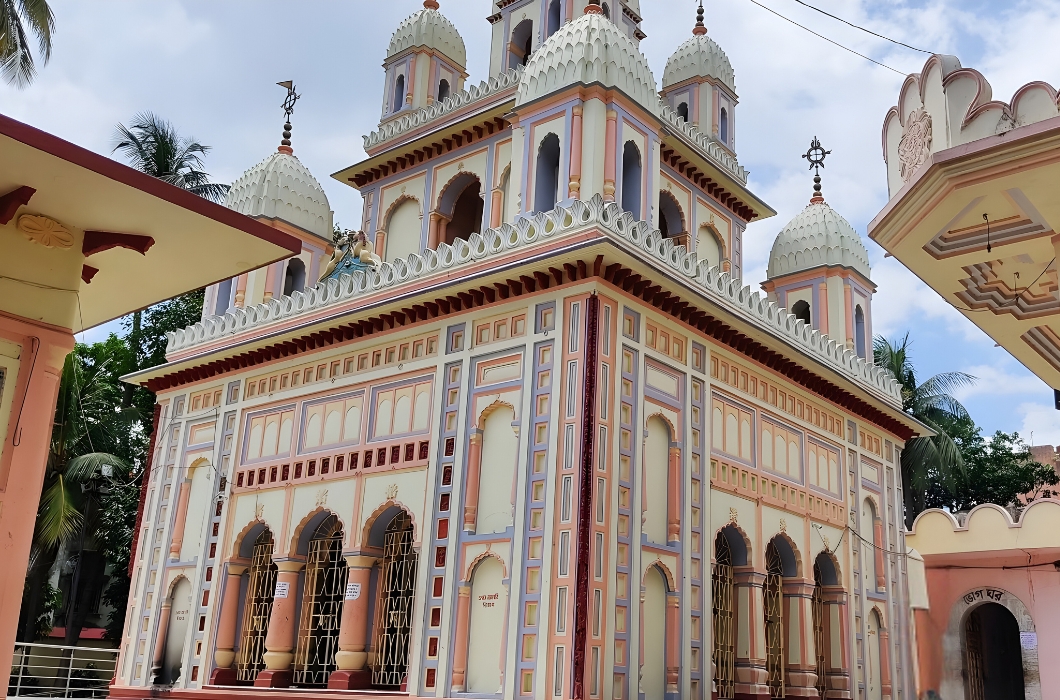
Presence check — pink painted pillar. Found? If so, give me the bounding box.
[256,560,304,688]
[0,319,71,693]
[874,519,887,591]
[568,104,583,199]
[823,586,852,698]
[210,563,247,685]
[234,272,249,308]
[603,109,618,202]
[428,212,442,249]
[667,446,681,543]
[462,431,483,532]
[489,189,504,228]
[330,556,375,689]
[406,55,417,106]
[818,282,829,335]
[665,593,680,694]
[843,284,854,349]
[733,567,769,699]
[782,579,818,697]
[437,216,451,247]
[880,625,893,700]
[451,584,472,691]
[152,600,172,676]
[168,476,193,560]
[263,263,278,302]
[374,230,387,258]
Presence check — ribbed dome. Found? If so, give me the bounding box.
[386,2,466,69]
[767,201,871,280]
[224,150,332,239]
[517,10,658,113]
[663,34,736,93]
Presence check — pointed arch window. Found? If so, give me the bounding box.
[677,102,689,122]
[720,107,729,143]
[437,79,450,103]
[621,141,642,219]
[547,0,562,38]
[855,305,866,359]
[792,300,811,325]
[535,133,561,212]
[393,74,405,114]
[283,258,306,296]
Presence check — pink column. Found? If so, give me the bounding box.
[782,580,818,697]
[428,212,442,249]
[603,109,618,202]
[256,560,304,688]
[818,282,829,335]
[168,476,193,560]
[451,584,472,691]
[665,593,680,694]
[234,273,249,308]
[463,432,483,532]
[733,567,769,699]
[406,55,417,106]
[843,284,853,349]
[437,216,451,247]
[374,230,387,258]
[667,446,681,543]
[874,519,887,591]
[330,556,376,690]
[151,601,172,676]
[210,563,247,685]
[879,625,893,700]
[489,189,503,228]
[568,104,583,199]
[263,263,278,302]
[823,586,852,698]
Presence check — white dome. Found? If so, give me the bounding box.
[517,11,658,114]
[663,34,735,93]
[767,200,871,280]
[386,2,466,69]
[224,150,332,239]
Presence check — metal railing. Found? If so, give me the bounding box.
[9,643,117,698]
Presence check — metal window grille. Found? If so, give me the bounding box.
[235,531,277,682]
[292,515,348,687]
[812,562,828,699]
[765,543,785,699]
[711,534,735,700]
[372,511,417,688]
[964,610,985,700]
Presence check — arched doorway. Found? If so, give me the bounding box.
[437,174,483,246]
[658,191,685,245]
[812,552,839,698]
[712,530,738,700]
[641,565,667,700]
[156,578,193,685]
[964,602,1025,700]
[235,529,278,683]
[866,609,884,700]
[372,511,417,688]
[292,515,347,687]
[765,537,797,699]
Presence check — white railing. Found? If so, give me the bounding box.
[8,643,117,699]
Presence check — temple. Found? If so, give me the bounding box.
[113,2,922,699]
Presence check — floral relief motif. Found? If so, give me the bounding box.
[17,214,74,249]
[898,108,932,183]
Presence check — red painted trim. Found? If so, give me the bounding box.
[82,230,155,257]
[572,293,599,700]
[0,113,300,255]
[81,265,99,284]
[129,403,163,577]
[0,185,35,224]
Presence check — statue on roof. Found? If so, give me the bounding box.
[319,230,381,282]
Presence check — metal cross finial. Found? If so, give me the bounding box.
[277,81,300,150]
[802,136,831,202]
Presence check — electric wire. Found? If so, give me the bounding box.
[740,0,906,75]
[790,0,933,54]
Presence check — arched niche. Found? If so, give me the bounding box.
[855,305,867,358]
[476,403,519,534]
[643,415,671,545]
[157,577,193,685]
[437,78,450,103]
[283,257,306,296]
[436,172,483,246]
[792,299,811,326]
[621,141,642,219]
[180,457,213,561]
[382,196,421,263]
[658,190,685,241]
[466,555,508,693]
[866,608,884,700]
[534,133,561,213]
[393,74,405,114]
[697,224,724,269]
[509,19,533,69]
[641,564,668,700]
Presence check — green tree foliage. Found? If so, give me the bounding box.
[0,0,54,87]
[925,416,1059,513]
[874,333,975,527]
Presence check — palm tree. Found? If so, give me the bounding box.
[21,351,129,644]
[0,0,54,87]
[112,112,230,203]
[874,333,976,527]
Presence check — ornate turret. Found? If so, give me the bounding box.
[381,1,467,120]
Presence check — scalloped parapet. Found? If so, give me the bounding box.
[658,103,748,184]
[166,195,902,408]
[364,67,523,151]
[907,499,1060,554]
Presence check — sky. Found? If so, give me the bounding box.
[3,0,1060,443]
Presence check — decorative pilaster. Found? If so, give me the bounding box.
[151,600,172,678]
[603,109,618,202]
[569,105,583,199]
[733,567,769,700]
[451,584,472,691]
[823,586,852,699]
[263,263,278,302]
[255,560,304,688]
[667,446,681,543]
[665,593,680,694]
[428,212,443,249]
[210,563,248,685]
[489,189,504,228]
[463,431,483,532]
[781,580,818,697]
[374,230,387,259]
[874,519,887,591]
[879,624,893,700]
[817,282,829,335]
[843,284,853,349]
[168,477,193,560]
[233,273,249,308]
[330,556,375,689]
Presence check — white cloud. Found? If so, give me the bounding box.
[1017,402,1060,448]
[952,364,1049,402]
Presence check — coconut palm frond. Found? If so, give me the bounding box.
[66,453,131,483]
[36,476,82,549]
[0,0,54,88]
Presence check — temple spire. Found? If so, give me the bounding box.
[423,0,439,9]
[693,1,707,35]
[802,136,831,204]
[585,0,603,14]
[276,80,300,155]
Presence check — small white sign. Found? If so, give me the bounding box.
[345,582,362,601]
[1020,632,1037,650]
[274,581,290,599]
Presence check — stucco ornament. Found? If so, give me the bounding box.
[319,230,381,282]
[386,483,399,500]
[898,107,932,182]
[17,214,74,249]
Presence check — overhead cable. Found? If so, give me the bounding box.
[791,0,933,54]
